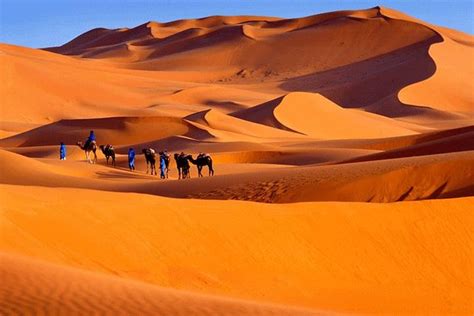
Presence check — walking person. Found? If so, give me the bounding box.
[160,154,166,179]
[60,142,66,160]
[128,148,136,171]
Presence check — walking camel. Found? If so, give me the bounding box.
[76,141,97,164]
[174,153,190,179]
[142,148,157,175]
[186,154,214,177]
[99,144,116,167]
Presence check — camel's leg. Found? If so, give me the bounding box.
[198,166,202,177]
[209,161,214,176]
[178,168,181,180]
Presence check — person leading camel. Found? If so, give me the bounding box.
[160,154,167,179]
[99,144,116,167]
[128,148,136,171]
[159,150,170,178]
[59,142,66,160]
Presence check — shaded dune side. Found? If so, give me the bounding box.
[302,125,474,151]
[232,96,299,132]
[378,7,474,114]
[0,252,322,316]
[341,128,474,163]
[0,116,193,147]
[185,108,304,139]
[45,16,276,54]
[233,92,416,138]
[279,35,454,118]
[127,14,445,81]
[44,8,453,84]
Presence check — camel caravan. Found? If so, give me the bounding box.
[74,130,214,179]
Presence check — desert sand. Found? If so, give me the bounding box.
[1,6,473,315]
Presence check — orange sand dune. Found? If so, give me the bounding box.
[1,5,474,315]
[185,108,305,140]
[2,6,473,135]
[190,151,474,202]
[48,7,438,77]
[1,185,472,315]
[380,7,474,114]
[234,92,418,138]
[0,116,190,147]
[0,252,322,316]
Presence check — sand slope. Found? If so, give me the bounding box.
[0,252,322,316]
[1,146,472,203]
[234,92,417,138]
[1,185,472,315]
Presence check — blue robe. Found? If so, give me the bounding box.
[128,149,135,169]
[160,156,166,178]
[60,144,66,160]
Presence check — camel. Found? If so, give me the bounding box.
[174,153,190,179]
[186,153,214,177]
[142,148,157,175]
[76,141,97,164]
[159,151,170,179]
[99,144,115,167]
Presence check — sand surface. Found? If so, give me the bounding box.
[1,6,473,315]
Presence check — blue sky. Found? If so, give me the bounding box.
[0,0,472,48]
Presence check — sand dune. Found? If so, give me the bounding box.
[0,252,322,316]
[343,125,474,163]
[381,7,474,114]
[190,151,474,202]
[1,5,473,315]
[0,116,190,147]
[185,108,304,140]
[1,185,472,315]
[234,92,417,138]
[2,6,472,133]
[47,7,439,77]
